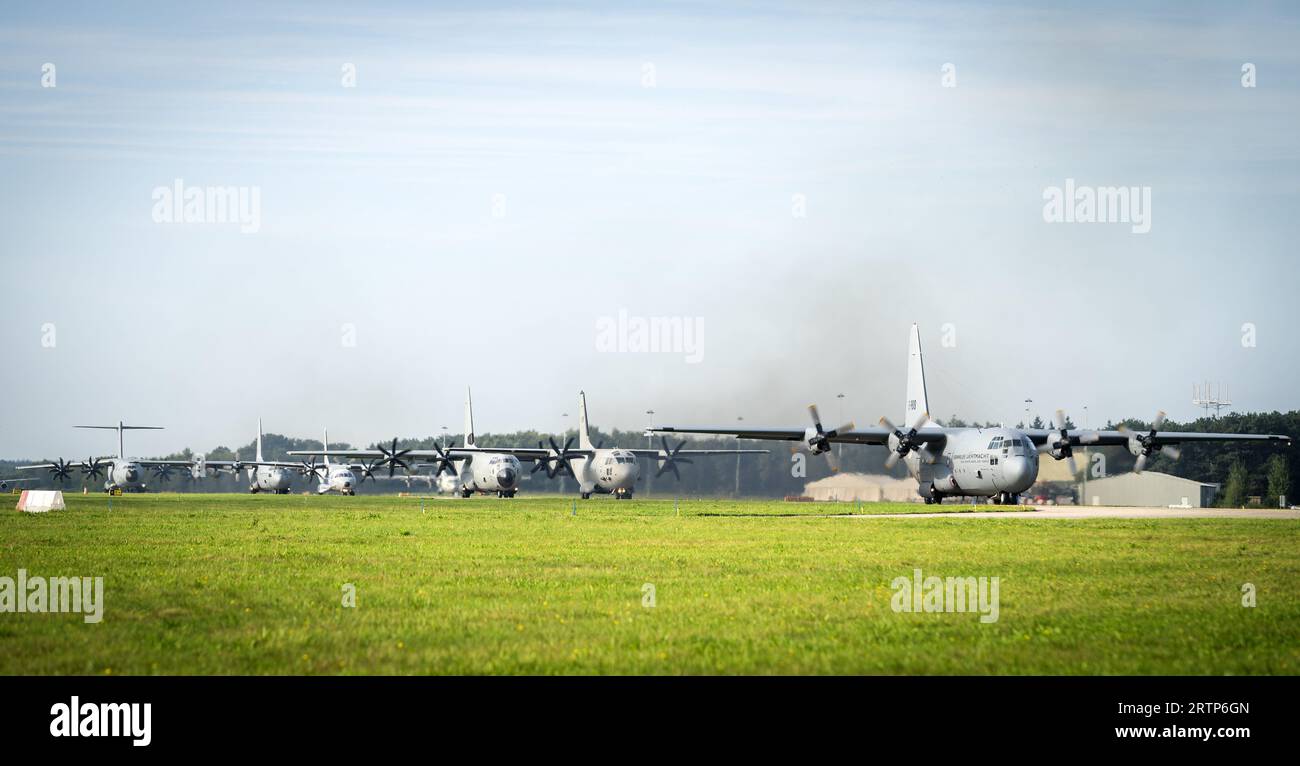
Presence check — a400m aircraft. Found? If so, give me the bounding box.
[16,422,199,492]
[652,324,1292,505]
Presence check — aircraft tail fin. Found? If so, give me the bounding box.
[464,388,476,447]
[75,421,163,460]
[322,428,331,469]
[577,391,593,450]
[905,324,934,427]
[256,418,264,462]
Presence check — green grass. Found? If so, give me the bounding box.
[1,493,1297,675]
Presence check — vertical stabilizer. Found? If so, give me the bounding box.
[323,428,331,469]
[256,418,264,462]
[463,388,476,447]
[905,324,934,426]
[577,391,593,450]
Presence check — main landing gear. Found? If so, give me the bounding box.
[990,492,1019,505]
[495,490,516,498]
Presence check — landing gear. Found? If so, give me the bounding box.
[614,488,634,500]
[496,490,517,498]
[581,492,591,500]
[460,488,472,498]
[249,486,260,494]
[991,492,1019,505]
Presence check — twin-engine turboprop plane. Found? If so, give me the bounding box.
[16,422,197,493]
[290,389,766,499]
[653,325,1292,505]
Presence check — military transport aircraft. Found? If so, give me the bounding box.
[290,389,765,499]
[16,422,197,493]
[651,325,1292,505]
[202,419,329,494]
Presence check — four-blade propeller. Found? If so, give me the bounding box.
[802,404,854,472]
[1118,411,1181,474]
[880,412,935,472]
[1038,409,1100,476]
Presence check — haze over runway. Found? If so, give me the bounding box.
[2,1,1298,457]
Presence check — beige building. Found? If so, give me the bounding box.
[1078,471,1219,508]
[804,473,919,502]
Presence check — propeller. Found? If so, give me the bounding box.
[530,441,552,475]
[429,443,458,477]
[1118,411,1181,474]
[357,459,382,484]
[299,458,325,483]
[82,457,108,481]
[880,412,936,473]
[1037,409,1100,477]
[802,404,855,472]
[545,437,578,479]
[655,437,695,480]
[376,438,412,477]
[47,458,74,482]
[151,465,175,483]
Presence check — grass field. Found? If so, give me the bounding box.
[2,493,1297,675]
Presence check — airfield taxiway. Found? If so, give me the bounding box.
[845,506,1300,520]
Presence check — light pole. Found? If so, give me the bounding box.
[734,416,744,497]
[645,409,655,496]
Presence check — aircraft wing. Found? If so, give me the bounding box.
[651,425,944,447]
[203,460,308,470]
[1024,429,1292,448]
[16,461,91,471]
[136,459,204,468]
[286,447,594,463]
[626,448,769,456]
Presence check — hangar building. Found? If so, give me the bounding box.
[1078,471,1219,508]
[804,473,918,502]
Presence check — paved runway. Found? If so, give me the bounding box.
[844,506,1300,520]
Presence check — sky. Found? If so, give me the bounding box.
[1,1,1298,458]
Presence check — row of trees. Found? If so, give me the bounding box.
[2,411,1294,502]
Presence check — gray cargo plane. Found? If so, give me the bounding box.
[652,325,1292,504]
[203,419,321,494]
[16,422,197,493]
[291,389,765,499]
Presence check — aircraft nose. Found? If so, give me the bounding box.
[1004,456,1034,491]
[498,468,517,487]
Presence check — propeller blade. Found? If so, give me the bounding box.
[825,450,840,473]
[1078,431,1101,444]
[1161,445,1181,460]
[884,451,900,470]
[1065,455,1079,477]
[911,411,930,431]
[1134,453,1148,474]
[808,404,823,431]
[1054,409,1067,431]
[1152,411,1166,431]
[828,421,855,437]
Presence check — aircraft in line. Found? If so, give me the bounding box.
[652,324,1292,505]
[202,419,328,494]
[291,389,765,499]
[16,422,199,493]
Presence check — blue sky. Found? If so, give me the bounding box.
[2,1,1298,457]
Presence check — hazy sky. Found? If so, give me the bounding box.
[2,1,1298,458]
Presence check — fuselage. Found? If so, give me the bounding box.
[912,427,1039,498]
[250,465,295,493]
[574,449,639,494]
[107,460,146,491]
[461,453,521,494]
[320,465,357,494]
